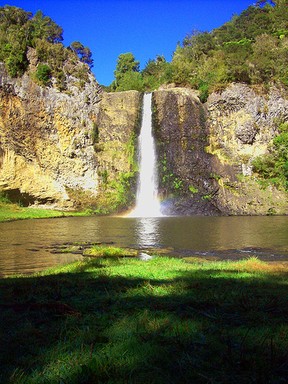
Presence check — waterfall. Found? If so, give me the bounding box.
[128,93,162,218]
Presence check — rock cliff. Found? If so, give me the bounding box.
[0,66,287,215]
[0,63,102,208]
[153,84,288,215]
[207,83,288,215]
[93,91,141,212]
[153,88,221,215]
[0,64,140,212]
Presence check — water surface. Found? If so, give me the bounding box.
[0,215,287,276]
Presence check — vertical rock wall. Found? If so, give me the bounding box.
[206,83,288,215]
[153,88,220,215]
[0,66,102,208]
[153,85,288,215]
[93,91,142,212]
[0,65,142,212]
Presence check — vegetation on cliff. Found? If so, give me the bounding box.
[252,122,288,190]
[0,5,93,90]
[108,1,288,97]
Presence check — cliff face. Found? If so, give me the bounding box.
[93,91,141,212]
[207,83,288,215]
[154,85,288,215]
[0,66,287,216]
[0,63,102,208]
[153,88,220,215]
[0,64,141,211]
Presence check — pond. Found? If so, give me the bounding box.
[0,215,288,276]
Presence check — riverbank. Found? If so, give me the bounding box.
[0,200,91,222]
[1,252,288,383]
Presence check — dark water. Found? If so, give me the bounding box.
[0,215,288,276]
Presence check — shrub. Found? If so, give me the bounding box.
[35,63,51,85]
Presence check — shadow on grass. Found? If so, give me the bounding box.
[1,258,288,384]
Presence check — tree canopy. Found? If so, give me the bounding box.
[108,1,288,96]
[0,5,93,89]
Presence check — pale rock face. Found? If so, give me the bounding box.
[206,83,288,215]
[0,64,102,208]
[0,63,142,211]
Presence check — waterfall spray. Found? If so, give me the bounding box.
[127,93,162,218]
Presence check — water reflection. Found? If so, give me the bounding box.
[135,217,160,248]
[0,216,288,276]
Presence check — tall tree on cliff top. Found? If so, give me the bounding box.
[29,10,63,45]
[111,52,143,91]
[0,5,64,77]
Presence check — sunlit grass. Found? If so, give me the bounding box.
[83,245,138,257]
[0,201,90,222]
[1,256,288,383]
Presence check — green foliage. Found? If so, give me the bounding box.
[0,6,63,78]
[112,52,141,91]
[252,123,288,189]
[0,5,92,91]
[156,2,288,98]
[35,63,51,85]
[0,191,11,204]
[109,3,288,95]
[189,185,199,194]
[141,55,173,90]
[84,245,137,257]
[28,10,63,45]
[113,70,144,91]
[70,41,93,68]
[0,196,89,222]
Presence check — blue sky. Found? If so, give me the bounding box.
[1,0,254,85]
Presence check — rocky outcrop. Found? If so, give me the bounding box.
[153,85,288,215]
[207,83,288,215]
[93,91,141,212]
[0,63,102,208]
[0,61,142,212]
[153,88,221,215]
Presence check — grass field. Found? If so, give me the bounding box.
[0,200,89,222]
[1,250,288,383]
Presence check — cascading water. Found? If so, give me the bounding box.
[128,93,162,218]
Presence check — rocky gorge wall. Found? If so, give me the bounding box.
[0,63,287,215]
[153,85,288,215]
[0,64,141,212]
[153,88,221,215]
[206,83,288,215]
[0,63,102,208]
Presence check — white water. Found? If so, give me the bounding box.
[128,93,162,217]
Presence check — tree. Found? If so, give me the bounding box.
[249,34,279,83]
[29,10,63,44]
[113,52,140,87]
[114,71,144,91]
[0,6,32,28]
[70,41,93,68]
[35,63,51,85]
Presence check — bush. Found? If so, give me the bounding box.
[35,63,51,85]
[252,123,288,189]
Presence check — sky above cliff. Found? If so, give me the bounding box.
[2,0,254,85]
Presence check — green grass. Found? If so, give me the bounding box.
[1,254,288,383]
[0,201,90,222]
[83,245,138,257]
